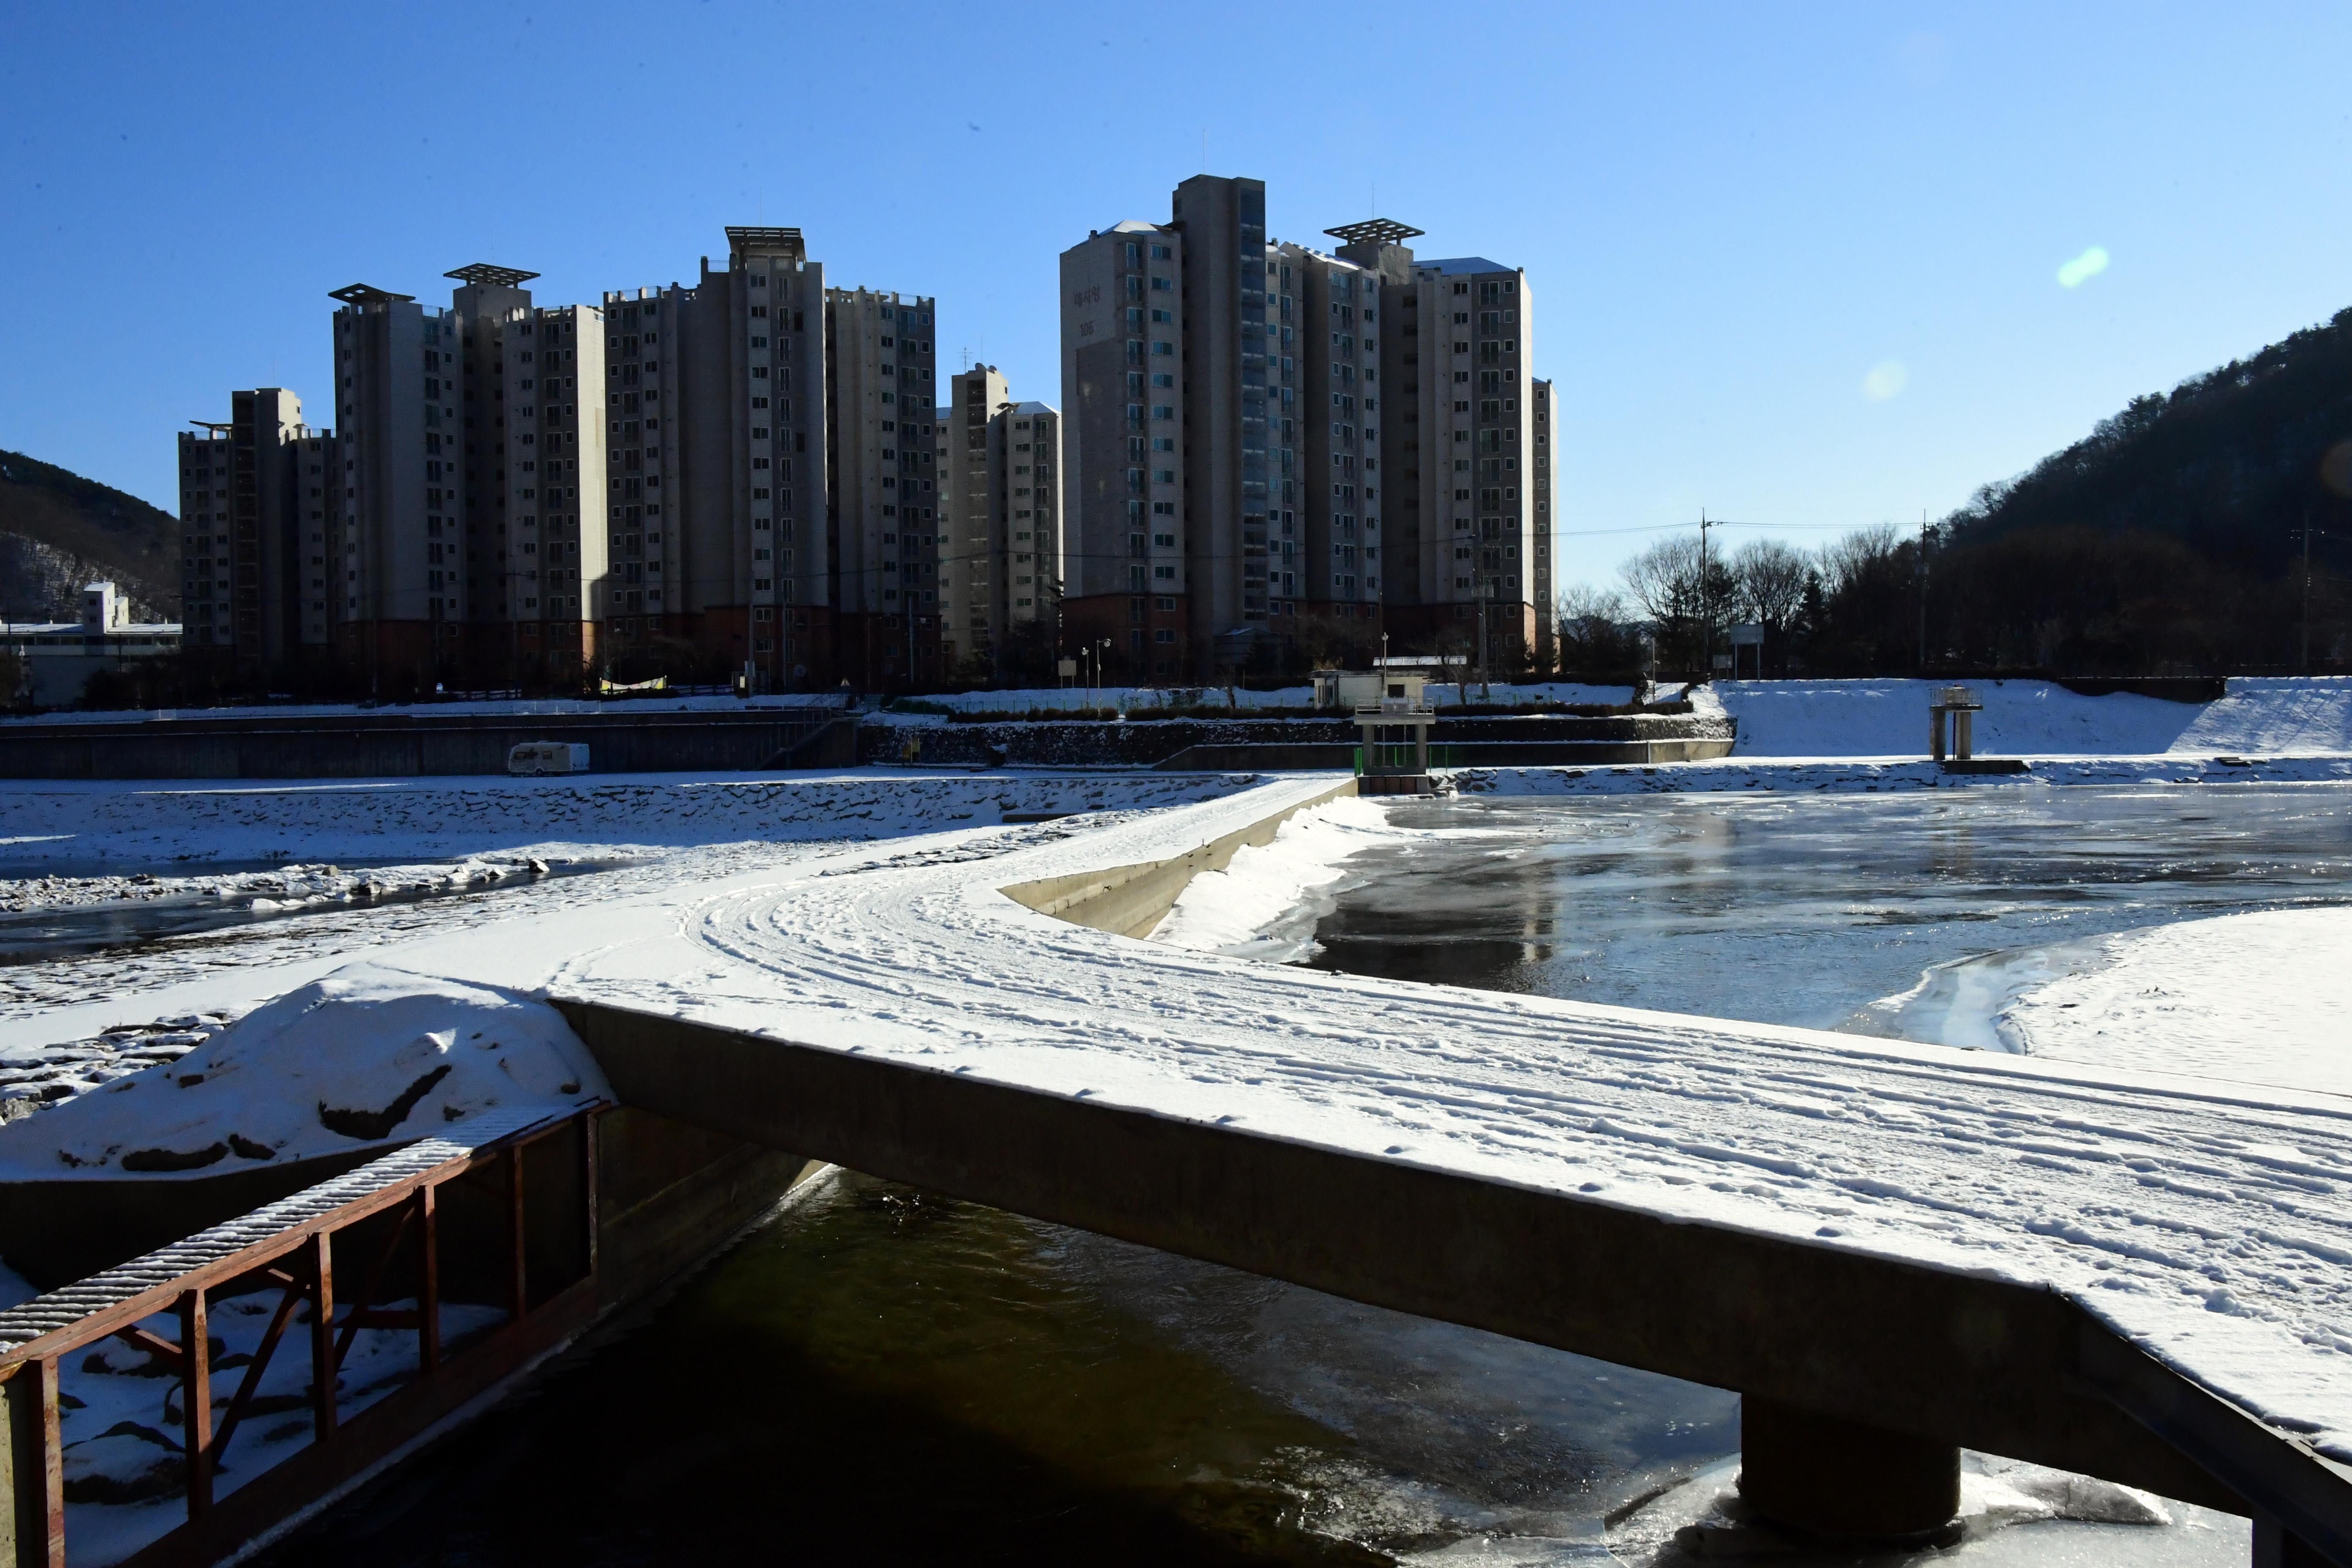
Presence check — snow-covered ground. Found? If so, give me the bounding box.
[1705,675,2352,758]
[0,858,558,936]
[0,771,1255,1073]
[1873,907,2352,1096]
[1147,795,1398,961]
[0,966,606,1179]
[1458,752,2352,794]
[11,777,2341,1472]
[3,762,2348,1565]
[0,769,1250,868]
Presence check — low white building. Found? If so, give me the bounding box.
[1312,666,1429,710]
[0,583,182,706]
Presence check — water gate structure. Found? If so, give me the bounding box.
[2,774,2347,1565]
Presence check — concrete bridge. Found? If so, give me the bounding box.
[535,773,2352,1563]
[559,994,2352,1557]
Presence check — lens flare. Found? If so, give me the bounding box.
[2057,246,2110,288]
[1862,360,1908,401]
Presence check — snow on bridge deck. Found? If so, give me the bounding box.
[517,775,2352,1478]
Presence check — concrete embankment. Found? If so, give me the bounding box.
[999,776,1356,937]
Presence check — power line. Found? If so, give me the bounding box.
[1552,518,1926,539]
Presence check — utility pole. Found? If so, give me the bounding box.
[2304,512,2314,677]
[1698,509,1713,678]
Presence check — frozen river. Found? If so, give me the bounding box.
[1300,782,2352,1047]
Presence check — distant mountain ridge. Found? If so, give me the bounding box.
[1947,307,2352,572]
[0,451,177,622]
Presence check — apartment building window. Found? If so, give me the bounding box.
[1150,245,1172,260]
[1151,341,1173,356]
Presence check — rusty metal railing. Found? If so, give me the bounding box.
[0,1101,605,1568]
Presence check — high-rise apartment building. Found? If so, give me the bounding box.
[450,267,610,682]
[599,232,934,689]
[939,367,1062,678]
[1375,250,1545,670]
[190,229,936,697]
[1005,400,1061,642]
[500,300,605,659]
[331,269,613,689]
[615,226,829,689]
[177,388,333,667]
[943,365,1010,671]
[1061,215,1196,675]
[824,285,940,687]
[1061,177,1548,680]
[330,280,462,683]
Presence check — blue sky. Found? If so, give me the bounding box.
[8,1,2352,590]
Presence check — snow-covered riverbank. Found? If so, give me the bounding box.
[1873,906,2352,1097]
[0,770,1257,867]
[1702,676,2352,757]
[1459,752,2352,795]
[26,777,2336,1462]
[4,765,2349,1561]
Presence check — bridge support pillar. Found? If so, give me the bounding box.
[1738,1396,1960,1540]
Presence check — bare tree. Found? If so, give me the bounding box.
[1730,539,1808,632]
[1552,582,1638,675]
[1555,580,1626,629]
[1618,536,1705,625]
[1619,535,1735,670]
[1818,522,1905,597]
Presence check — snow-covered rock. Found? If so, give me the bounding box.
[0,964,605,1179]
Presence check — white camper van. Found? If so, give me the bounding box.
[508,741,590,776]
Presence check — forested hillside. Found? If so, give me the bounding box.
[0,452,177,622]
[1572,310,2352,679]
[1946,306,2352,573]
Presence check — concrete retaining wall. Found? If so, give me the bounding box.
[999,778,1358,938]
[870,710,1735,770]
